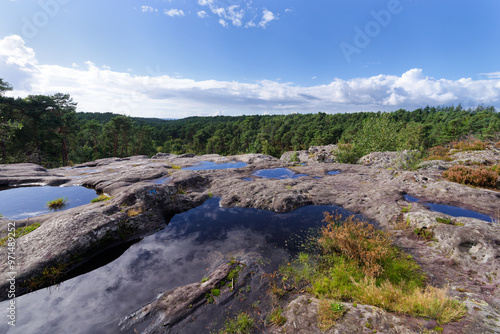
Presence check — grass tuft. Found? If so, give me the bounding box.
[46,197,67,209]
[275,212,466,324]
[219,312,255,334]
[317,300,345,331]
[127,207,143,217]
[267,307,287,327]
[0,223,41,246]
[91,194,112,203]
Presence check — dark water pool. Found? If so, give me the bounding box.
[253,168,308,179]
[184,161,248,171]
[0,186,99,219]
[0,198,355,334]
[403,194,493,222]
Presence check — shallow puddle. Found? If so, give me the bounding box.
[184,161,248,171]
[0,198,356,334]
[404,194,493,222]
[0,186,99,219]
[253,168,308,179]
[149,177,172,185]
[327,170,341,175]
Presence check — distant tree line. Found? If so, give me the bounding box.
[1,78,499,167]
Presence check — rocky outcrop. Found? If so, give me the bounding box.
[280,144,338,163]
[278,295,424,334]
[1,147,499,333]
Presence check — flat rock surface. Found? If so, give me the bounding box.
[0,147,499,333]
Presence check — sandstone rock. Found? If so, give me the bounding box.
[280,295,422,334]
[280,144,338,163]
[1,150,499,333]
[119,262,238,333]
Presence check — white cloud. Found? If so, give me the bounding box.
[197,0,276,29]
[218,19,228,28]
[285,8,293,13]
[259,9,276,28]
[164,9,185,17]
[1,36,499,118]
[479,72,500,79]
[197,10,208,18]
[141,5,154,13]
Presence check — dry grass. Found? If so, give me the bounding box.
[425,146,452,161]
[320,213,392,277]
[443,165,497,188]
[452,138,487,151]
[278,213,467,325]
[354,278,467,324]
[127,207,143,217]
[317,300,345,331]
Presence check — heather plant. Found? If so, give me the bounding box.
[452,137,487,151]
[320,213,392,277]
[275,213,466,324]
[443,165,497,188]
[425,145,452,161]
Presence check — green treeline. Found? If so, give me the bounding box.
[1,78,499,167]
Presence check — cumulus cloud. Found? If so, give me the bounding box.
[259,9,276,28]
[164,9,185,17]
[197,10,208,18]
[1,35,499,118]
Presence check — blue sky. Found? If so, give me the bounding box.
[0,0,499,118]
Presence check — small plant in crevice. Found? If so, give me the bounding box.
[127,207,143,217]
[0,222,41,246]
[46,197,68,210]
[219,312,255,334]
[413,227,435,241]
[436,217,457,225]
[266,307,287,327]
[401,204,412,213]
[318,300,346,331]
[91,194,113,203]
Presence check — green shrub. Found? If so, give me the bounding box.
[334,143,362,164]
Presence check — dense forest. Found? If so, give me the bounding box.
[1,78,499,167]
